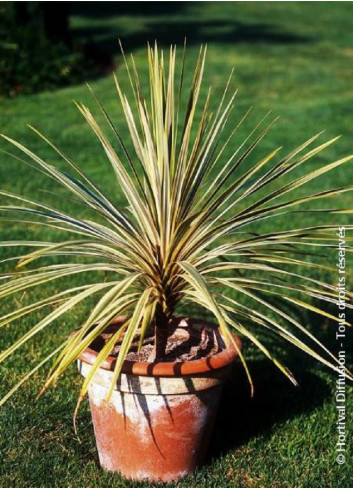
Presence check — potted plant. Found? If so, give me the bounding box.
[0,43,352,482]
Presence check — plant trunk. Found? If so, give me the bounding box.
[149,303,170,362]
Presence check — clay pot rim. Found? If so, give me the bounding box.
[78,315,241,377]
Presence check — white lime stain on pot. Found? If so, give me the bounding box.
[88,380,209,445]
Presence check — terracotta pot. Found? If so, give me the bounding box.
[78,316,240,482]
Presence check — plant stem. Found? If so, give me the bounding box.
[150,303,170,361]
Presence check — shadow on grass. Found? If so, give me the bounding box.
[70,1,313,59]
[208,297,353,462]
[208,358,330,462]
[70,1,185,18]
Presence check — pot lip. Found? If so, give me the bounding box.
[78,316,241,377]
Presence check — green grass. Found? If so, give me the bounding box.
[0,2,352,487]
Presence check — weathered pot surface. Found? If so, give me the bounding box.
[78,316,241,482]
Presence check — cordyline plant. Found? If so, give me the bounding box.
[0,44,352,413]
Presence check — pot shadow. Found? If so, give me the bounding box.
[206,287,353,463]
[207,358,331,463]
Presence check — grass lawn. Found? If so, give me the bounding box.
[0,2,352,487]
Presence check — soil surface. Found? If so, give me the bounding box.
[88,317,225,363]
